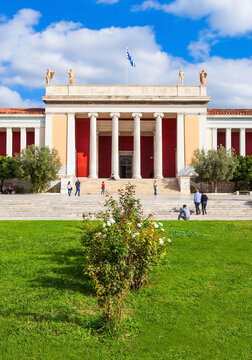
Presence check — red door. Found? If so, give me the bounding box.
[77,152,88,177]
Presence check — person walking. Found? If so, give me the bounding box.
[201,192,208,215]
[101,181,105,195]
[153,180,158,195]
[67,181,72,196]
[75,179,81,197]
[178,204,190,220]
[194,189,202,215]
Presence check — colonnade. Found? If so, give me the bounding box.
[212,127,247,156]
[65,112,166,178]
[3,127,40,156]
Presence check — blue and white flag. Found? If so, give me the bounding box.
[126,47,136,67]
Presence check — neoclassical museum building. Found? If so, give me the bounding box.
[0,83,252,184]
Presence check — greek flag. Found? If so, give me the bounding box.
[126,47,136,67]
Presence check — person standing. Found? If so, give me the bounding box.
[67,181,72,196]
[75,179,81,197]
[101,181,105,195]
[194,189,202,215]
[178,205,190,220]
[153,180,158,195]
[201,192,208,215]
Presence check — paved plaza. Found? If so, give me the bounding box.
[0,193,251,220]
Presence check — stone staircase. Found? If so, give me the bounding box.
[71,178,180,195]
[0,193,251,220]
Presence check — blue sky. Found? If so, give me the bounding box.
[0,0,252,108]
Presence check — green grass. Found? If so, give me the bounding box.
[0,221,252,360]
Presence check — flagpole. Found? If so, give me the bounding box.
[125,45,128,85]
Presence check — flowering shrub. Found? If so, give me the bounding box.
[82,184,170,325]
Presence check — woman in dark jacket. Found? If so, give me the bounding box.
[201,192,208,215]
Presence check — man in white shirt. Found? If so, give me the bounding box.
[178,205,190,220]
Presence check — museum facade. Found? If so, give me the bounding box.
[0,84,252,179]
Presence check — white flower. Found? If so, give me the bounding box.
[110,218,115,224]
[102,222,106,227]
[154,222,159,228]
[159,238,164,244]
[167,239,171,243]
[107,221,111,226]
[161,228,165,232]
[158,222,163,226]
[137,222,142,227]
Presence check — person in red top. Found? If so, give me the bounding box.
[101,181,105,195]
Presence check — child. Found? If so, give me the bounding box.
[101,181,105,194]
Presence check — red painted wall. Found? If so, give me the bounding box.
[119,136,133,150]
[163,118,176,177]
[0,132,6,156]
[246,131,252,155]
[13,131,20,155]
[76,118,90,177]
[231,132,239,154]
[99,136,111,178]
[217,131,226,148]
[27,131,35,146]
[141,136,153,178]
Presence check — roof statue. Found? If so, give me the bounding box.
[67,69,75,85]
[45,69,55,85]
[199,69,207,86]
[179,69,184,85]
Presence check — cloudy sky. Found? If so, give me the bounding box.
[0,0,252,108]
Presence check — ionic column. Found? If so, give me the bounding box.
[132,112,142,178]
[20,127,26,151]
[226,128,231,151]
[240,128,246,156]
[154,112,164,179]
[88,112,98,178]
[67,113,76,176]
[35,128,40,147]
[110,112,120,178]
[45,113,53,150]
[212,128,217,151]
[176,114,185,175]
[6,128,12,157]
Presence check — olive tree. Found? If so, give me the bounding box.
[191,145,238,193]
[16,145,61,192]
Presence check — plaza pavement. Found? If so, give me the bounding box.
[0,193,251,220]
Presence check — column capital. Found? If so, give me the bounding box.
[88,112,98,118]
[154,112,164,119]
[67,112,75,117]
[110,112,120,118]
[132,112,142,118]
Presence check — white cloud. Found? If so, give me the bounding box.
[97,0,119,4]
[132,0,252,37]
[0,86,41,107]
[187,31,217,60]
[0,9,252,108]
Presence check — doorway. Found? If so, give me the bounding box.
[120,156,132,178]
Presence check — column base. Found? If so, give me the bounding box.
[154,176,163,179]
[89,175,98,179]
[133,175,142,179]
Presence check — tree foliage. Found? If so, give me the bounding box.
[232,155,252,183]
[0,156,17,187]
[16,145,61,192]
[82,184,170,327]
[191,145,238,192]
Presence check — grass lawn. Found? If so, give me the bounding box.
[0,220,252,360]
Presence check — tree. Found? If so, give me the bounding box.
[0,156,17,187]
[16,145,61,192]
[191,145,238,193]
[232,155,252,189]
